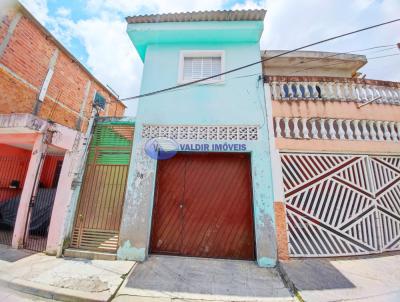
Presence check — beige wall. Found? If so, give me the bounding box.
[272,100,400,122]
[264,67,354,78]
[276,138,400,154]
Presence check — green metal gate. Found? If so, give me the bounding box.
[71,120,134,253]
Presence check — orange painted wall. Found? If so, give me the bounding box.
[40,155,64,188]
[0,144,30,203]
[0,144,30,188]
[0,144,64,203]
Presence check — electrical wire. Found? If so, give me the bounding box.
[118,50,398,101]
[119,18,400,102]
[117,49,398,100]
[368,53,400,60]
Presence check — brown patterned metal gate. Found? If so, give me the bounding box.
[281,153,400,257]
[150,152,255,260]
[71,122,134,253]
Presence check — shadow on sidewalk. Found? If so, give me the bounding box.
[0,244,35,263]
[280,259,355,291]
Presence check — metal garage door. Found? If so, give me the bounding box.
[150,152,255,260]
[281,153,400,257]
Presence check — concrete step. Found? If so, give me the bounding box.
[64,248,117,261]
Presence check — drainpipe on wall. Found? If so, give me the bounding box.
[55,106,98,257]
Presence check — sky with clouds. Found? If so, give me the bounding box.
[15,0,400,116]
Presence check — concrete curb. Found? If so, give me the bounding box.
[0,275,112,302]
[114,288,295,302]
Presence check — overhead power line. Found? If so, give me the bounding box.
[180,52,400,90]
[120,18,400,102]
[368,53,400,60]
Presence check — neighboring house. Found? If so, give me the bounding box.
[262,50,400,260]
[112,9,278,267]
[0,2,126,255]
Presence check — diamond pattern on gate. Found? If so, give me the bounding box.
[286,208,375,256]
[280,153,351,193]
[335,158,374,194]
[282,154,379,257]
[142,125,259,141]
[370,157,400,252]
[370,158,400,193]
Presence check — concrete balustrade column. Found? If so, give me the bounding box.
[275,117,282,138]
[369,121,377,141]
[361,120,369,140]
[376,121,384,141]
[328,119,336,139]
[320,119,328,139]
[337,119,345,140]
[302,118,309,138]
[389,122,398,142]
[12,134,47,248]
[311,119,318,139]
[349,83,357,101]
[284,117,291,138]
[293,118,300,138]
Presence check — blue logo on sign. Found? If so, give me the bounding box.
[144,137,179,160]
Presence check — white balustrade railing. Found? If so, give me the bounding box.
[274,117,400,142]
[270,80,400,105]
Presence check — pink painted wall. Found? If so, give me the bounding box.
[46,151,74,255]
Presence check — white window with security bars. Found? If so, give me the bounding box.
[178,50,225,84]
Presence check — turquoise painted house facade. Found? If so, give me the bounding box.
[118,10,278,267]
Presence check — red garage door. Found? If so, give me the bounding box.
[150,153,255,260]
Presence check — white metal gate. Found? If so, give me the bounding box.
[281,153,400,257]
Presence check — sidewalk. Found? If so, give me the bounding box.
[114,255,295,302]
[0,244,135,302]
[280,253,400,302]
[5,243,399,302]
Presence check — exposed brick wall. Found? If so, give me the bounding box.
[0,7,126,132]
[274,201,289,260]
[1,15,53,88]
[46,50,88,114]
[0,68,36,113]
[37,97,80,130]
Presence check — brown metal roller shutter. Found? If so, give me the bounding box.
[150,152,255,260]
